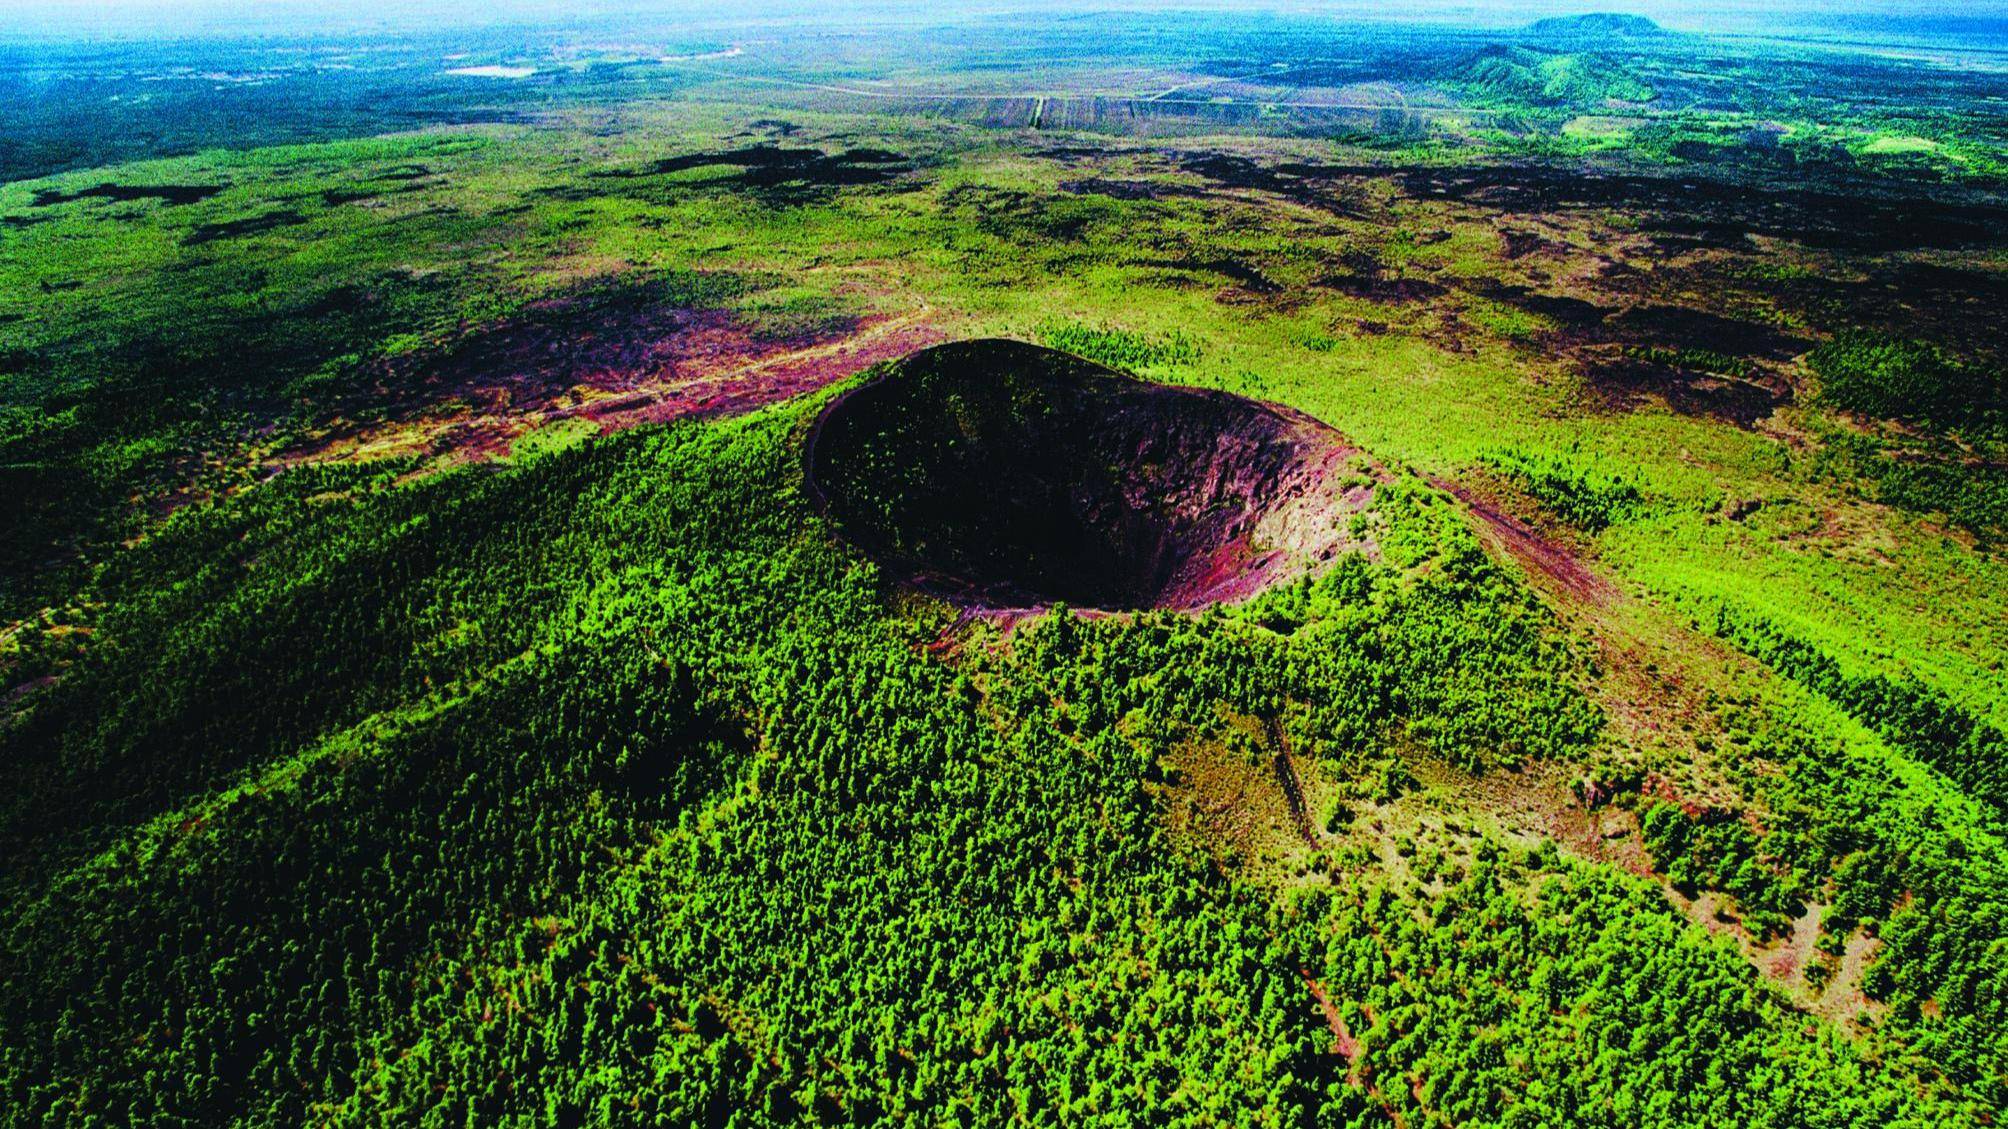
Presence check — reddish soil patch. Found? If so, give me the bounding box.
[570,317,940,433]
[1640,770,1740,824]
[1430,476,1617,607]
[275,294,936,469]
[806,339,1378,613]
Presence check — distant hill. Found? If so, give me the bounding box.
[1526,13,1668,42]
[1449,44,1657,107]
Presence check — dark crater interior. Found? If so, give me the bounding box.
[806,339,1370,611]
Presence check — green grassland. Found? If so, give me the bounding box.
[2,10,2007,1126]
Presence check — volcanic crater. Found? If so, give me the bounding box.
[805,339,1377,612]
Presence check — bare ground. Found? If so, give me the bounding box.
[271,298,940,473]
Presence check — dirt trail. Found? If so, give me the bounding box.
[1298,970,1404,1127]
[1299,970,1361,1063]
[1429,475,1617,607]
[570,301,939,431]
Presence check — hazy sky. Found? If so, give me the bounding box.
[7,0,2006,42]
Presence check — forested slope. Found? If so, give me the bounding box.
[1,389,1992,1125]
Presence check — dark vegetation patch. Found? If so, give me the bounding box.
[1139,255,1282,293]
[30,182,226,207]
[1317,272,1446,303]
[596,144,913,204]
[1772,263,2008,377]
[806,339,1372,611]
[1170,153,1375,219]
[1576,307,1801,424]
[1621,346,1753,380]
[1036,144,1121,161]
[940,183,1130,245]
[0,458,95,610]
[1792,323,2003,536]
[1464,281,1608,329]
[1809,329,2002,431]
[1368,163,2008,252]
[1603,306,1805,363]
[318,179,429,207]
[1811,430,2008,542]
[1034,320,1200,369]
[1584,359,1791,427]
[1648,230,1750,254]
[1167,151,2008,253]
[1176,153,1303,194]
[1445,45,1656,107]
[1863,455,2008,541]
[1498,229,1544,259]
[1524,13,1668,41]
[1479,445,1644,533]
[1059,176,1204,201]
[1463,282,1799,425]
[181,209,308,246]
[1301,239,1449,305]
